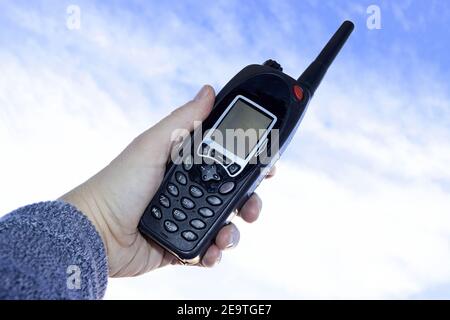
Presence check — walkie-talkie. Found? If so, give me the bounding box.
[139,21,354,264]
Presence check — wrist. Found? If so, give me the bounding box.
[59,184,110,256]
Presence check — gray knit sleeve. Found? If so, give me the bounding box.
[0,201,108,299]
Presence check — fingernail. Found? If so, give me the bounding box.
[226,228,240,249]
[194,85,209,101]
[216,251,222,264]
[255,194,263,211]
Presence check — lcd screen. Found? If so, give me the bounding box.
[213,99,273,159]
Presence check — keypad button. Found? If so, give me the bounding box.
[201,143,210,155]
[182,230,198,241]
[175,171,187,185]
[164,220,178,233]
[206,196,222,206]
[183,155,193,171]
[172,208,187,221]
[190,219,206,230]
[228,163,241,175]
[189,185,203,198]
[181,197,195,209]
[219,181,235,194]
[150,206,162,219]
[159,194,170,208]
[167,183,179,197]
[198,207,214,218]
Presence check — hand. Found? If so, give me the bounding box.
[61,85,275,277]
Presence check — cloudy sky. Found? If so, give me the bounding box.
[1,0,450,299]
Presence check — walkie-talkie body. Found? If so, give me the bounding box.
[139,21,354,264]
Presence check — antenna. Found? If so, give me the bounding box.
[298,20,354,95]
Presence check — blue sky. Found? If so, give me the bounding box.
[1,0,450,299]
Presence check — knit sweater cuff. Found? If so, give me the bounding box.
[0,201,108,299]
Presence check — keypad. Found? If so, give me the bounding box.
[219,181,235,194]
[150,206,162,219]
[189,185,203,198]
[190,219,206,230]
[146,163,234,245]
[182,230,198,241]
[159,194,170,208]
[164,220,178,233]
[172,208,187,221]
[181,197,195,209]
[198,207,214,218]
[167,183,179,197]
[175,171,187,185]
[206,196,222,206]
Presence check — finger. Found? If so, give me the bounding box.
[238,193,262,223]
[265,165,276,179]
[215,223,240,250]
[201,244,222,267]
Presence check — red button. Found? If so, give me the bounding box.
[293,85,304,101]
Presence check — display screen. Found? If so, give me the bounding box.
[213,99,273,159]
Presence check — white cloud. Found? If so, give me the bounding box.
[1,1,450,299]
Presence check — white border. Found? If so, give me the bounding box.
[197,95,277,177]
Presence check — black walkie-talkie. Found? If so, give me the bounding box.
[139,21,354,264]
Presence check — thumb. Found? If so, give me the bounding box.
[140,85,215,161]
[156,85,215,136]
